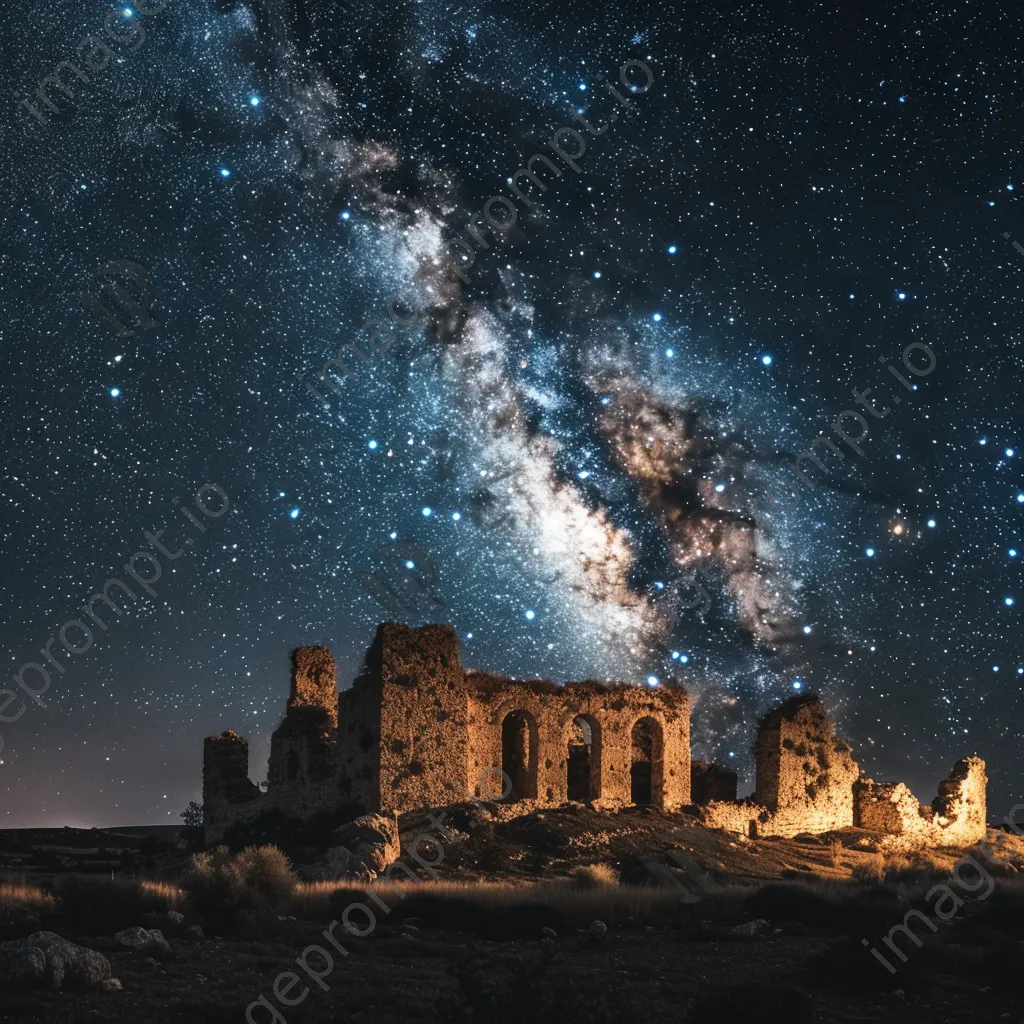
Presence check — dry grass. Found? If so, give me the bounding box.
[570,863,619,889]
[181,845,297,932]
[0,881,57,915]
[828,839,844,868]
[292,875,750,928]
[851,852,885,883]
[139,879,185,907]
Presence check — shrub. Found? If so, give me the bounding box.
[852,852,885,883]
[571,864,619,890]
[181,844,297,933]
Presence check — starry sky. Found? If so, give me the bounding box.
[1,0,1022,828]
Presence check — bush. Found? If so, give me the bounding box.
[851,852,885,883]
[571,864,619,890]
[181,844,297,933]
[54,875,174,935]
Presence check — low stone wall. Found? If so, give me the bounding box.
[856,757,987,848]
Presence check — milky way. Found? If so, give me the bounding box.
[0,0,1022,826]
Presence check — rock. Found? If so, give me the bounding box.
[0,932,111,990]
[324,845,360,875]
[100,977,123,991]
[590,920,607,938]
[732,918,769,938]
[114,927,171,956]
[332,813,401,873]
[165,911,185,926]
[185,925,204,939]
[541,927,558,940]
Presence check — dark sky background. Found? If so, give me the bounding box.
[0,0,1021,828]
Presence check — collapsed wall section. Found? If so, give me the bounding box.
[855,757,987,846]
[691,760,738,804]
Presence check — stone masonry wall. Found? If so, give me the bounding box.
[855,757,987,847]
[203,630,984,850]
[465,674,690,811]
[753,694,860,837]
[265,647,342,821]
[202,731,263,844]
[691,760,738,804]
[372,624,471,815]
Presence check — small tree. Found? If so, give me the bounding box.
[180,801,204,847]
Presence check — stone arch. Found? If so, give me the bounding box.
[501,710,539,802]
[630,716,664,807]
[567,714,602,802]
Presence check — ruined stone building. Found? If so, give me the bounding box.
[697,694,987,845]
[203,623,691,843]
[202,626,986,848]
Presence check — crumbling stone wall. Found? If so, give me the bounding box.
[855,757,987,846]
[753,694,860,837]
[372,624,471,814]
[289,646,339,728]
[265,647,341,821]
[202,623,692,844]
[202,731,263,843]
[691,761,738,805]
[465,674,690,811]
[698,694,987,848]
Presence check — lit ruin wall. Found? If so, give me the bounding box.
[855,757,987,846]
[202,631,985,848]
[202,623,691,844]
[698,694,987,845]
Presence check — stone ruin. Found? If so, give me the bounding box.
[202,626,987,849]
[203,623,691,844]
[698,693,987,845]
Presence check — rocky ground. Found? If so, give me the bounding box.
[1,807,1022,1023]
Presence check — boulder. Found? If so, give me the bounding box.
[0,932,111,990]
[166,910,185,927]
[732,918,769,938]
[114,927,171,956]
[185,925,204,939]
[332,814,400,873]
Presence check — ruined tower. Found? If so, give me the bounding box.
[266,646,342,819]
[753,693,860,835]
[202,731,261,842]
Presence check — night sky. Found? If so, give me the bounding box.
[1,0,1021,828]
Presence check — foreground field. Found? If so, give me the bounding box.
[1,808,1023,1023]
